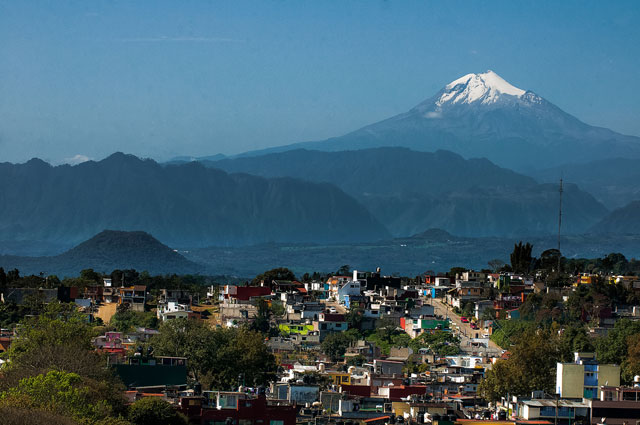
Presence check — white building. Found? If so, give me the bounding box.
[157,301,194,321]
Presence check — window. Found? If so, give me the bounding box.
[269,421,284,425]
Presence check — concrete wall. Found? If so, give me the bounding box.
[556,363,584,398]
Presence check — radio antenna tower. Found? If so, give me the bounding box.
[557,177,563,272]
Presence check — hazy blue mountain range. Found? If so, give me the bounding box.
[532,158,640,208]
[590,201,640,235]
[184,230,640,277]
[0,153,389,248]
[3,228,639,278]
[0,230,204,276]
[204,147,609,237]
[238,71,640,170]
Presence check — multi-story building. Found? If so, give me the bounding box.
[118,285,146,312]
[157,301,199,321]
[313,313,347,341]
[556,352,620,399]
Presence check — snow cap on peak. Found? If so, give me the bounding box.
[438,70,525,106]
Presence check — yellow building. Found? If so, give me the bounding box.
[327,372,351,386]
[574,274,596,287]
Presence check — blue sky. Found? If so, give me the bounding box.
[1,1,639,163]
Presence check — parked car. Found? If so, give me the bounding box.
[461,317,469,323]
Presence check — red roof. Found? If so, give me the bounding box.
[340,384,372,397]
[229,286,272,301]
[321,313,345,322]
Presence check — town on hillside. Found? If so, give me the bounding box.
[1,247,640,425]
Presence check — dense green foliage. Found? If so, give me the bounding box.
[110,310,158,333]
[510,242,533,274]
[151,318,277,390]
[490,320,536,348]
[480,328,562,401]
[0,304,128,424]
[251,267,297,285]
[595,319,640,382]
[321,330,360,362]
[0,370,117,422]
[409,331,461,356]
[128,398,187,425]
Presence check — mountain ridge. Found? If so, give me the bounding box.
[203,147,608,237]
[0,153,390,248]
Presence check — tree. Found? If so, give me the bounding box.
[481,307,496,321]
[251,267,296,286]
[0,405,80,425]
[558,325,593,362]
[0,267,7,289]
[321,332,357,362]
[596,319,640,377]
[409,331,461,356]
[488,259,506,273]
[622,336,640,384]
[345,307,363,331]
[0,370,122,423]
[110,269,139,286]
[448,267,466,278]
[6,268,20,283]
[510,242,533,274]
[80,269,103,285]
[346,354,367,367]
[128,397,187,425]
[151,319,276,390]
[110,310,158,333]
[1,304,126,417]
[336,265,350,276]
[5,303,96,372]
[479,328,561,400]
[375,317,398,345]
[250,298,272,334]
[461,302,474,318]
[478,359,515,402]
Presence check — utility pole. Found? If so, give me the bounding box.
[554,393,558,425]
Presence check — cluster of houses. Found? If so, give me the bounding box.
[2,267,640,424]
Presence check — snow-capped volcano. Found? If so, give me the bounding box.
[240,70,640,168]
[414,70,543,119]
[439,70,525,105]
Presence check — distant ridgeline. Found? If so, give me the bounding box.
[0,153,389,249]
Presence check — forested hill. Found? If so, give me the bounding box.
[0,230,205,276]
[0,153,389,248]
